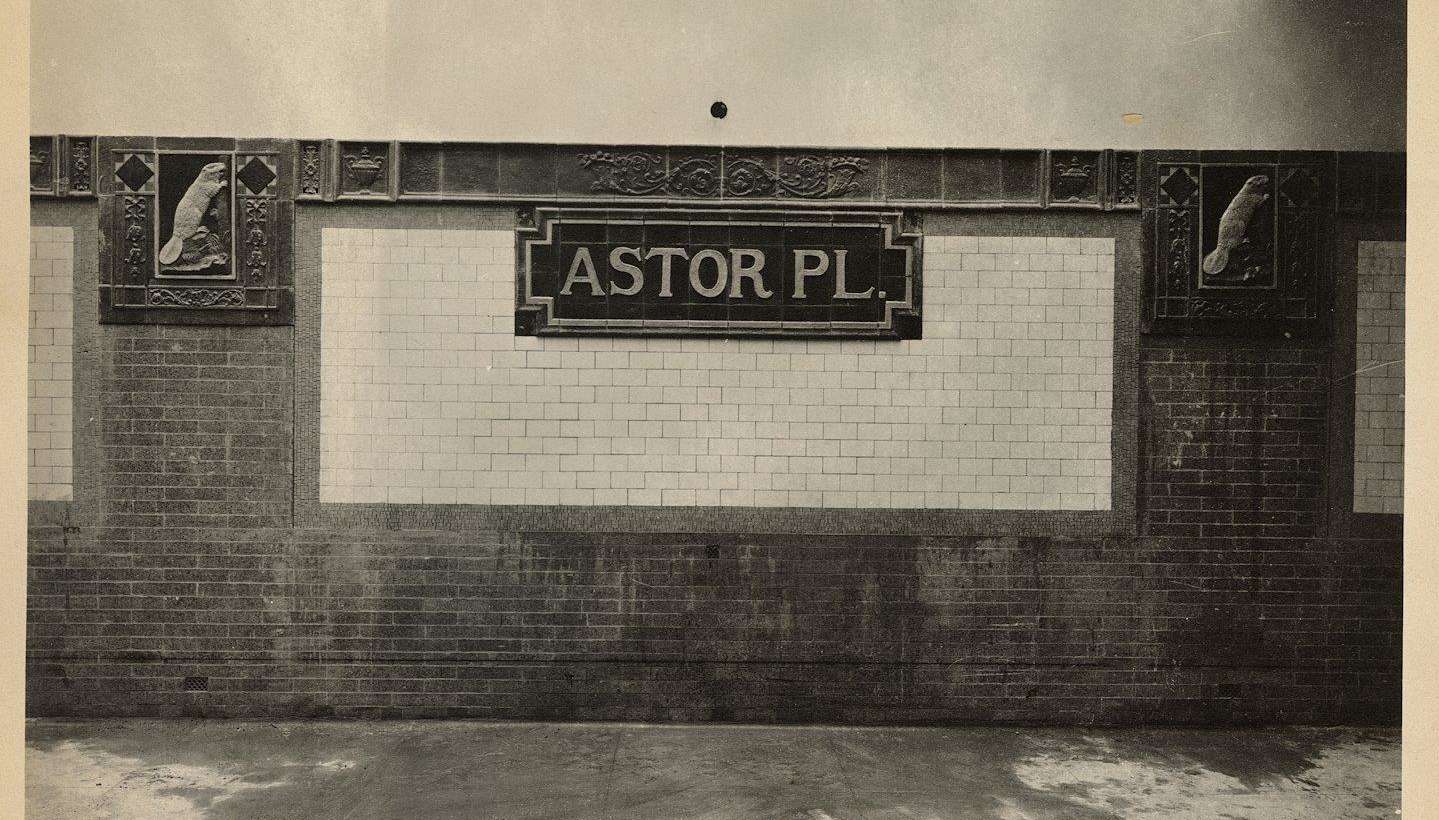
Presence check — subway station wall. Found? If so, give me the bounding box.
[24,140,1403,723]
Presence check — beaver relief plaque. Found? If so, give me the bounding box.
[1141,152,1331,336]
[99,138,293,324]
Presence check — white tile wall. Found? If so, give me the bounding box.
[30,227,74,501]
[320,230,1114,510]
[1354,240,1404,514]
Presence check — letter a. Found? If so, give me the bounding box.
[560,247,603,295]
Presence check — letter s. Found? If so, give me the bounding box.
[609,247,643,296]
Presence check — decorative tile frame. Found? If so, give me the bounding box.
[292,205,1140,537]
[28,199,102,528]
[1140,151,1334,336]
[336,140,397,201]
[64,136,97,196]
[1046,150,1102,206]
[30,136,96,198]
[513,207,924,340]
[1109,150,1139,208]
[295,139,333,201]
[1326,216,1405,539]
[97,137,293,325]
[29,136,56,194]
[33,140,1389,221]
[274,142,1140,209]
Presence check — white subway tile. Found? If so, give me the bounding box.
[321,231,1114,510]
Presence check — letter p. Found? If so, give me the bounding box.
[792,250,829,299]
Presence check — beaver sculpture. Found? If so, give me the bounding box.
[159,162,229,268]
[1201,174,1269,278]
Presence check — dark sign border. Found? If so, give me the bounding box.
[514,207,923,339]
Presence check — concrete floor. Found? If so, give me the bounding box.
[26,720,1398,819]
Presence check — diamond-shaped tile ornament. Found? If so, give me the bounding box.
[1279,167,1318,209]
[1159,166,1199,207]
[115,153,155,191]
[237,156,277,195]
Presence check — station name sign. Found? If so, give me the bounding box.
[515,208,922,339]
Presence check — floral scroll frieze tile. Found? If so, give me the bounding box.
[726,153,874,199]
[30,136,57,195]
[295,140,329,200]
[1109,151,1139,208]
[65,136,96,196]
[31,135,98,197]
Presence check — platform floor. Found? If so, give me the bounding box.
[25,720,1398,819]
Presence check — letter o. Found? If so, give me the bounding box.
[688,249,729,298]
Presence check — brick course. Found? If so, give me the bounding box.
[95,326,293,529]
[27,527,1397,724]
[1140,345,1328,539]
